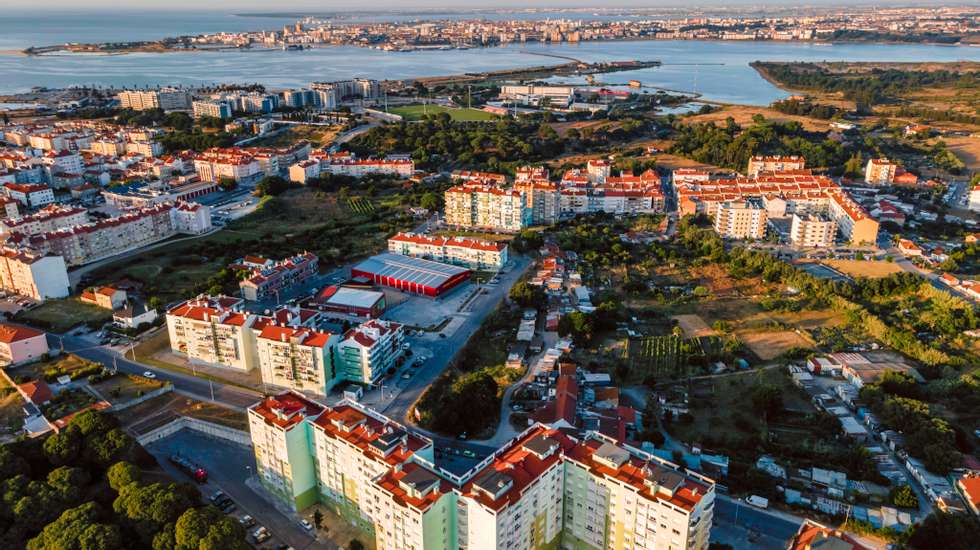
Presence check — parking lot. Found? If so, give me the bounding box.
[145,429,333,550]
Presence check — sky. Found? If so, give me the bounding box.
[6,1,944,11]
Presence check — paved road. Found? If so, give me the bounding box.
[714,496,802,549]
[372,255,532,424]
[145,430,331,550]
[48,331,262,409]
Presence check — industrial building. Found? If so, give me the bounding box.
[350,253,471,297]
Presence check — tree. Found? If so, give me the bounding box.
[217,177,237,191]
[419,192,441,211]
[255,175,290,197]
[0,445,29,479]
[889,484,917,508]
[47,467,91,505]
[174,506,249,550]
[558,311,594,345]
[750,384,783,419]
[907,512,979,550]
[26,502,123,550]
[113,482,198,545]
[509,281,545,309]
[107,461,142,491]
[43,426,82,466]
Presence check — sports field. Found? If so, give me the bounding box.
[389,104,498,121]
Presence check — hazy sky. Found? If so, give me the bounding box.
[6,1,936,11]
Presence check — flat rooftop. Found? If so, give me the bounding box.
[352,252,470,289]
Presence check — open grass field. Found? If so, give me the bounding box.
[15,299,112,333]
[389,104,498,122]
[0,376,25,435]
[685,104,833,132]
[245,125,341,148]
[821,259,905,279]
[737,330,813,361]
[87,187,414,303]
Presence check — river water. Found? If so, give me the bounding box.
[1,11,978,104]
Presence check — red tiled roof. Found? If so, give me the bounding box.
[0,323,44,343]
[19,380,53,404]
[250,391,323,430]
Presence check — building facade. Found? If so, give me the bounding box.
[336,319,405,384]
[444,184,530,232]
[388,232,508,271]
[713,200,767,239]
[790,213,838,248]
[865,159,898,186]
[0,249,70,300]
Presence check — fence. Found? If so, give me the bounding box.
[135,415,251,447]
[107,384,173,412]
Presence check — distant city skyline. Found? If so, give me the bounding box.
[7,0,961,11]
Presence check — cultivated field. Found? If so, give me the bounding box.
[389,104,497,121]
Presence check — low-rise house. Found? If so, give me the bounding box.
[956,471,980,517]
[0,323,48,366]
[80,286,127,310]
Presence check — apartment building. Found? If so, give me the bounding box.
[587,159,612,183]
[256,324,338,397]
[193,149,263,184]
[4,183,54,209]
[239,251,319,301]
[559,169,664,217]
[865,158,898,186]
[747,155,806,178]
[0,205,88,237]
[444,184,530,232]
[514,180,560,226]
[969,184,980,213]
[500,85,575,107]
[192,99,234,119]
[0,248,70,300]
[451,171,508,186]
[827,188,880,246]
[336,320,405,384]
[0,197,20,220]
[790,213,838,248]
[713,200,767,239]
[166,295,260,372]
[248,392,325,511]
[324,159,414,178]
[117,88,192,112]
[247,395,716,550]
[288,159,321,184]
[387,232,508,271]
[22,202,211,266]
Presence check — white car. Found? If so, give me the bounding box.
[142,371,156,379]
[299,518,314,531]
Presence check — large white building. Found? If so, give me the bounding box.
[388,232,508,271]
[0,248,70,301]
[247,395,716,550]
[444,184,530,232]
[865,158,898,186]
[0,205,89,237]
[256,324,339,397]
[747,155,806,178]
[166,295,261,372]
[713,200,767,239]
[559,169,665,217]
[117,88,192,112]
[193,149,263,184]
[0,323,49,366]
[790,213,838,248]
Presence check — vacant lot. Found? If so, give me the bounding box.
[944,135,980,171]
[87,187,414,302]
[114,392,248,431]
[672,314,717,338]
[93,373,165,404]
[390,104,498,121]
[246,125,341,148]
[0,376,25,435]
[822,259,905,278]
[15,299,112,332]
[686,104,832,132]
[737,330,813,361]
[8,353,101,384]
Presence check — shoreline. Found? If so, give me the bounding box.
[16,36,980,58]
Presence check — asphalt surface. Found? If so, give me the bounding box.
[714,496,802,549]
[145,430,331,550]
[48,331,262,409]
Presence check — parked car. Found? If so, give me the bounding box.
[169,454,207,483]
[252,527,270,544]
[239,515,256,528]
[299,519,314,531]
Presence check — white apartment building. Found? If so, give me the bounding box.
[336,320,405,384]
[256,324,338,397]
[323,159,414,178]
[0,197,20,220]
[117,88,192,111]
[166,295,260,372]
[865,158,898,186]
[0,205,88,237]
[248,396,715,550]
[500,85,575,107]
[790,213,838,248]
[826,188,880,246]
[514,180,560,225]
[289,159,321,184]
[444,184,530,232]
[4,183,54,209]
[192,99,233,119]
[713,200,767,239]
[587,159,612,183]
[388,232,509,271]
[0,248,70,300]
[193,149,263,184]
[747,155,806,178]
[969,184,980,213]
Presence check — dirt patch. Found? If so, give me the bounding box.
[944,135,980,171]
[114,392,247,432]
[737,330,812,360]
[823,259,905,278]
[672,314,717,338]
[686,104,832,132]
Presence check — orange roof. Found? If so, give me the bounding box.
[0,323,44,343]
[389,232,506,252]
[19,380,53,404]
[787,520,871,550]
[250,391,323,430]
[311,404,430,466]
[374,462,450,513]
[959,474,980,508]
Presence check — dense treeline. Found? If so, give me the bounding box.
[669,116,847,171]
[754,62,980,108]
[770,98,842,120]
[894,105,980,126]
[829,29,964,45]
[0,410,247,550]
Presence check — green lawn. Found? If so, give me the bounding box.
[15,299,112,333]
[389,104,498,122]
